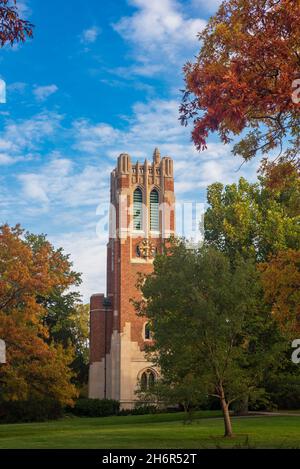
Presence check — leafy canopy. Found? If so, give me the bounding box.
[0,225,79,405]
[180,0,300,164]
[134,241,283,436]
[205,161,300,262]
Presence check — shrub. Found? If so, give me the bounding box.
[70,398,120,417]
[269,378,300,410]
[132,404,159,415]
[118,405,160,416]
[0,399,63,423]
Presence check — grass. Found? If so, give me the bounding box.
[0,411,300,449]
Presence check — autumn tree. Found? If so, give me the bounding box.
[135,241,281,437]
[205,163,300,408]
[25,233,89,388]
[205,161,299,335]
[180,0,300,165]
[0,0,33,46]
[257,160,300,334]
[0,225,78,405]
[260,249,300,334]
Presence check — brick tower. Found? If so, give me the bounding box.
[88,149,175,409]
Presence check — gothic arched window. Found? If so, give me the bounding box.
[144,323,152,340]
[140,369,156,391]
[133,188,143,230]
[141,372,148,391]
[150,189,159,231]
[148,371,155,388]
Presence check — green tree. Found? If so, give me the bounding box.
[205,162,300,263]
[135,374,205,423]
[135,241,281,437]
[25,233,89,387]
[42,296,89,387]
[205,163,300,411]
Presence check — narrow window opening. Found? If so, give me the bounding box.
[133,188,143,230]
[150,189,159,231]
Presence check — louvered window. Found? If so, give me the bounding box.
[133,188,143,230]
[150,190,159,231]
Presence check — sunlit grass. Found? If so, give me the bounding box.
[0,411,299,449]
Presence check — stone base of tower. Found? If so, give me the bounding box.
[88,294,157,409]
[88,360,105,399]
[118,322,157,409]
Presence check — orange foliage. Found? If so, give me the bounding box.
[260,158,300,193]
[0,225,78,405]
[0,0,33,46]
[260,250,300,334]
[180,0,300,163]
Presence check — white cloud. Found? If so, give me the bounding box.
[18,173,49,203]
[191,0,222,14]
[7,99,259,302]
[17,155,111,302]
[6,112,61,148]
[73,97,260,199]
[0,112,62,164]
[80,26,101,44]
[113,0,206,76]
[73,99,188,158]
[33,84,58,102]
[0,0,258,303]
[114,0,204,48]
[0,138,13,151]
[8,82,27,94]
[17,155,111,211]
[73,121,121,153]
[0,153,15,165]
[51,231,107,303]
[0,79,6,103]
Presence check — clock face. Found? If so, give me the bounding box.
[136,239,156,259]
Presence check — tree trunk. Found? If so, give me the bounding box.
[220,387,233,437]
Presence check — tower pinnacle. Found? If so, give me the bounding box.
[153,147,161,165]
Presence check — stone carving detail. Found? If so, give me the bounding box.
[137,239,156,259]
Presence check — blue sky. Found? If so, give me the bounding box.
[0,0,260,301]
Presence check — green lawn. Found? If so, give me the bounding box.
[0,411,300,449]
